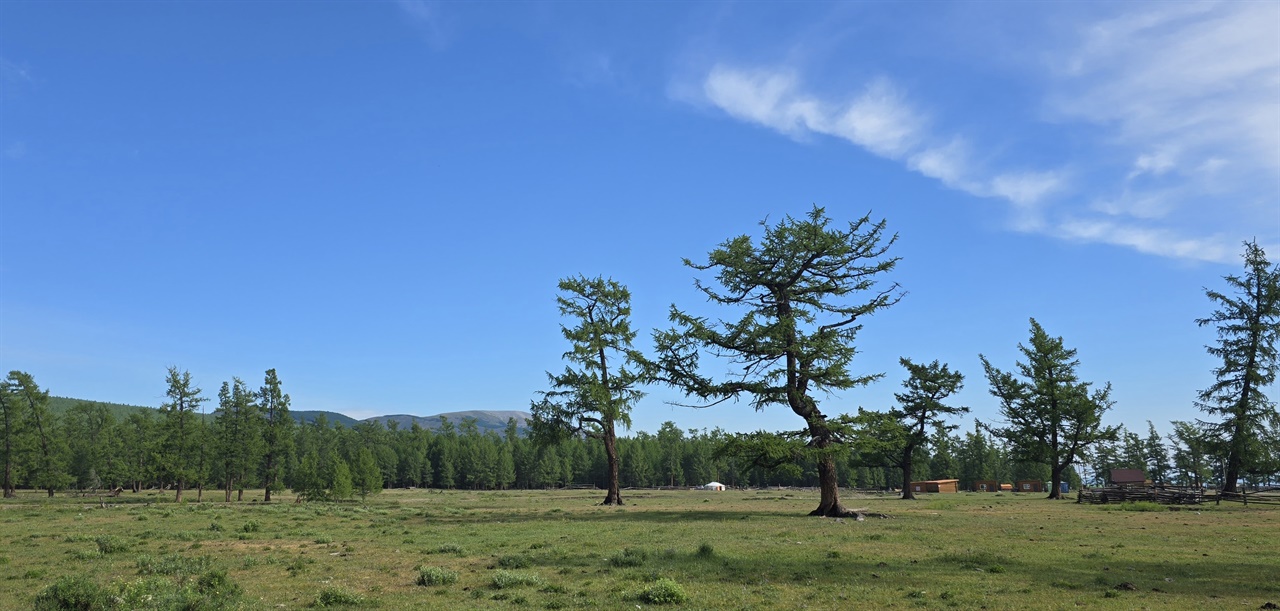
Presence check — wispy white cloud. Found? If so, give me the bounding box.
[1055,218,1235,263]
[1046,1,1280,262]
[678,2,1278,264]
[697,65,1064,220]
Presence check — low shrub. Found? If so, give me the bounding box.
[33,575,110,610]
[491,570,543,589]
[313,587,366,607]
[196,569,242,598]
[95,535,129,555]
[638,578,688,605]
[416,566,459,587]
[136,553,212,576]
[608,547,649,568]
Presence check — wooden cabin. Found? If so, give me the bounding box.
[1108,469,1147,487]
[973,480,1000,492]
[1015,480,1045,493]
[909,479,960,493]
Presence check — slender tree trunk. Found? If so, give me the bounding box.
[197,483,203,502]
[1,398,13,498]
[264,452,275,503]
[225,478,233,503]
[901,443,916,500]
[175,479,184,503]
[602,423,623,506]
[237,487,244,502]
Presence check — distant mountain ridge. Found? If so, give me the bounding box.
[47,396,529,433]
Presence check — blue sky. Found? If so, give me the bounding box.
[2,2,1277,438]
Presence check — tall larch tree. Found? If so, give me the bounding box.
[652,206,902,517]
[159,367,206,502]
[531,275,645,506]
[1195,240,1280,492]
[259,368,293,503]
[7,371,71,496]
[981,319,1119,499]
[215,378,264,502]
[891,358,966,500]
[0,377,22,498]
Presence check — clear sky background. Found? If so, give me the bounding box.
[2,2,1277,438]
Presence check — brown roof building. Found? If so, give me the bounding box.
[1108,469,1147,486]
[1015,480,1045,492]
[909,479,960,493]
[973,480,1000,492]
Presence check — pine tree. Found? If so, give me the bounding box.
[1195,241,1280,492]
[982,319,1119,499]
[215,378,264,502]
[353,447,381,500]
[159,367,206,502]
[6,371,72,496]
[531,275,645,506]
[0,378,23,497]
[652,206,901,517]
[259,369,293,503]
[890,358,966,500]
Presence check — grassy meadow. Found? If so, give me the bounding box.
[1,488,1277,609]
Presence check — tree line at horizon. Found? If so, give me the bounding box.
[2,208,1277,508]
[1,364,1272,499]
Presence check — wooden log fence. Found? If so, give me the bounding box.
[1076,485,1205,505]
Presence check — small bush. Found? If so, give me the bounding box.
[417,566,459,587]
[208,522,224,532]
[196,569,243,598]
[95,535,129,555]
[313,587,366,607]
[608,547,649,568]
[136,553,212,576]
[498,554,532,568]
[492,570,544,589]
[434,543,466,555]
[33,575,110,611]
[638,578,687,605]
[697,542,715,558]
[242,520,262,533]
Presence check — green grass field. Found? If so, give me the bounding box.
[2,488,1276,609]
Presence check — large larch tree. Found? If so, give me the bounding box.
[652,206,901,517]
[891,358,966,500]
[1195,240,1280,492]
[981,319,1118,499]
[531,275,645,506]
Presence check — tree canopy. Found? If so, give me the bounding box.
[652,206,901,516]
